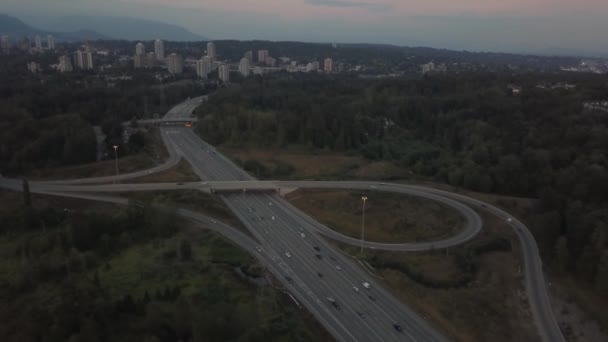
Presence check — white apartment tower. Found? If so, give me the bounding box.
[47,35,55,50]
[74,50,94,70]
[59,55,73,72]
[207,41,216,60]
[0,35,9,51]
[244,50,253,63]
[218,64,230,82]
[257,50,269,64]
[167,53,183,74]
[324,58,333,73]
[34,35,42,50]
[239,58,250,77]
[135,42,145,56]
[154,39,165,61]
[196,56,212,79]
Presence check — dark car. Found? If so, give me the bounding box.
[318,272,324,278]
[313,246,321,252]
[286,276,293,284]
[393,324,403,332]
[368,295,376,302]
[315,253,322,260]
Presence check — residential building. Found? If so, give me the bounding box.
[196,56,212,79]
[20,37,30,52]
[167,53,183,74]
[47,35,55,50]
[154,39,165,61]
[306,63,315,72]
[239,57,250,77]
[59,55,73,72]
[74,50,94,70]
[257,50,269,64]
[324,58,333,73]
[0,35,9,52]
[134,54,146,68]
[244,50,253,63]
[207,41,216,60]
[265,56,276,67]
[146,52,156,67]
[27,62,40,74]
[218,64,230,82]
[312,61,320,70]
[135,42,145,56]
[421,62,435,74]
[34,35,42,50]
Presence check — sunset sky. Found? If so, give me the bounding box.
[4,0,608,54]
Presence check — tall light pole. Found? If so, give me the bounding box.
[113,145,119,182]
[361,196,368,253]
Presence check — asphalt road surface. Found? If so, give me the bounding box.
[0,97,565,342]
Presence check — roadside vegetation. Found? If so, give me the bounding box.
[0,190,332,342]
[286,189,463,243]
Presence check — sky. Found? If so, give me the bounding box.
[4,0,608,55]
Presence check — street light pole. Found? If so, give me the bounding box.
[361,196,368,253]
[113,145,119,183]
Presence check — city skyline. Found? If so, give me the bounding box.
[3,0,608,56]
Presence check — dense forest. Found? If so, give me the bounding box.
[196,72,608,294]
[0,56,205,174]
[0,193,325,341]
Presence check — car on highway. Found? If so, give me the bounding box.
[368,295,376,301]
[352,286,360,293]
[326,297,340,310]
[362,282,371,289]
[255,246,262,253]
[285,252,292,258]
[507,217,513,222]
[356,311,366,318]
[300,233,306,238]
[286,276,293,284]
[335,265,342,271]
[176,182,184,185]
[393,324,403,332]
[211,219,217,224]
[317,272,324,278]
[268,202,273,206]
[315,254,322,260]
[313,246,321,252]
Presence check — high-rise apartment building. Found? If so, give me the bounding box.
[27,62,40,74]
[244,50,253,62]
[207,41,216,60]
[59,55,73,72]
[0,35,9,52]
[265,56,276,67]
[34,35,42,51]
[154,39,165,61]
[47,35,55,50]
[167,53,183,74]
[135,42,145,56]
[134,54,146,68]
[324,58,333,73]
[74,50,94,70]
[196,56,212,79]
[146,52,156,68]
[218,64,230,82]
[239,58,250,77]
[257,50,269,64]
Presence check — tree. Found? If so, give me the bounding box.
[22,178,32,208]
[554,236,570,272]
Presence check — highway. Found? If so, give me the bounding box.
[0,97,565,342]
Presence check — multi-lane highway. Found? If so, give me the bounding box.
[0,97,565,342]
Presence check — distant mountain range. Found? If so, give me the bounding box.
[0,13,108,42]
[40,15,207,42]
[1,13,208,42]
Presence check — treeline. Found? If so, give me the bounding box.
[0,65,205,174]
[0,199,321,341]
[196,72,608,293]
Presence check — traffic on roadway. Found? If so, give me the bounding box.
[0,97,565,342]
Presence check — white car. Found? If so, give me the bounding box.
[285,252,292,258]
[507,217,513,222]
[352,286,360,293]
[255,246,262,253]
[335,265,342,271]
[362,282,371,289]
[268,202,273,206]
[300,233,306,238]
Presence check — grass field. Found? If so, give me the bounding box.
[286,189,464,243]
[130,159,200,183]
